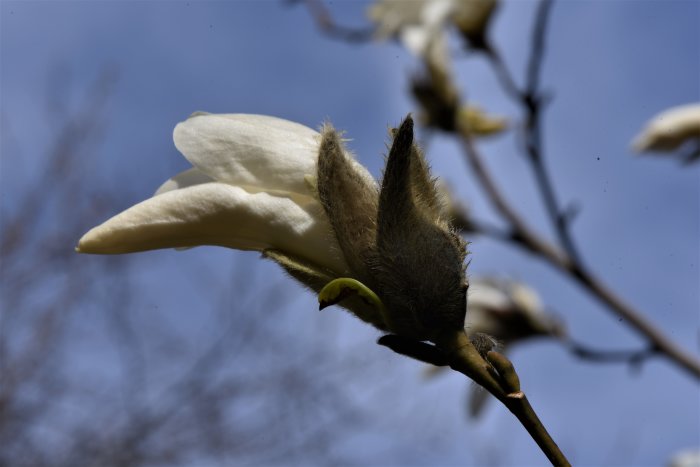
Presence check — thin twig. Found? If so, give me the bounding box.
[452,0,700,379]
[483,45,521,101]
[457,119,700,379]
[564,339,658,366]
[302,0,375,43]
[525,0,552,100]
[455,209,665,370]
[522,0,584,265]
[488,0,583,265]
[485,1,584,265]
[457,129,569,263]
[436,331,571,466]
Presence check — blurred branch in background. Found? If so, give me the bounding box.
[0,68,392,466]
[298,0,375,42]
[0,67,126,465]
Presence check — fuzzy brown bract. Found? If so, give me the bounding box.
[316,115,468,342]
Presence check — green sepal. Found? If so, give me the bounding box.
[318,277,386,314]
[264,252,388,331]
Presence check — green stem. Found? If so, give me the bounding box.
[435,330,571,467]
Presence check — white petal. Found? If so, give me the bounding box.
[509,282,544,317]
[396,0,453,71]
[173,113,320,196]
[421,0,456,27]
[77,183,349,275]
[154,167,213,196]
[467,278,509,310]
[400,26,432,57]
[632,103,700,152]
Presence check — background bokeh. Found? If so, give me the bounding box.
[1,1,698,465]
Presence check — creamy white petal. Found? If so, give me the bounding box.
[77,182,349,274]
[465,278,549,337]
[383,1,452,76]
[173,113,320,196]
[508,281,544,315]
[464,280,509,334]
[467,281,508,309]
[154,167,214,196]
[632,103,700,152]
[400,26,432,57]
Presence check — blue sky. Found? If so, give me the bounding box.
[2,1,699,465]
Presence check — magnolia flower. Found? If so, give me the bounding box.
[78,113,469,342]
[632,103,700,153]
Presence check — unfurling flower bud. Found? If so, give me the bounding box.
[78,113,469,343]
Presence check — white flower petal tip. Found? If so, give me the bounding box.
[632,103,700,153]
[76,183,345,271]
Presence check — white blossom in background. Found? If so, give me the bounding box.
[464,277,562,344]
[669,448,700,467]
[370,0,453,68]
[368,0,506,134]
[632,103,700,153]
[368,0,498,57]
